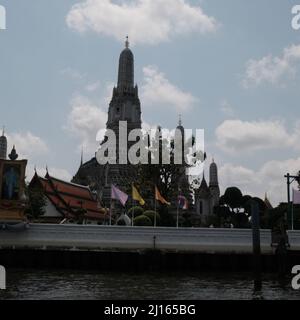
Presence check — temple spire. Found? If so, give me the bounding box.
[178,114,182,127]
[80,147,84,167]
[8,145,18,161]
[0,125,7,159]
[209,158,219,187]
[117,36,134,89]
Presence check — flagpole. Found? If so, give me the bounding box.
[292,200,294,231]
[154,200,157,227]
[154,197,157,228]
[109,198,112,226]
[110,185,113,226]
[132,199,135,227]
[176,198,179,229]
[177,185,181,228]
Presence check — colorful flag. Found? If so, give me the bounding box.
[155,186,171,206]
[178,195,188,210]
[111,185,128,207]
[293,189,300,205]
[132,184,145,206]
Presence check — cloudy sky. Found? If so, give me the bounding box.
[1,0,300,205]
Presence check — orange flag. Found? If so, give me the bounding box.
[155,186,171,206]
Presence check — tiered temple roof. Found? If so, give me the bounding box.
[30,172,107,221]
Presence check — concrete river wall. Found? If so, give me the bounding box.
[0,224,300,272]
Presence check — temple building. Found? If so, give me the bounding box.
[0,137,28,223]
[0,128,7,160]
[29,172,107,224]
[73,38,142,206]
[72,39,220,223]
[194,159,220,223]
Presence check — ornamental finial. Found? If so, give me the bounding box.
[125,36,129,49]
[178,114,182,126]
[81,146,84,167]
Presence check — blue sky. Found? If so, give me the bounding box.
[1,0,300,205]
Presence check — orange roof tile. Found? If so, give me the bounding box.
[30,173,106,221]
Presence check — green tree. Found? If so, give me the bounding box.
[213,205,232,228]
[128,206,144,219]
[144,210,161,225]
[182,210,193,227]
[134,215,152,226]
[267,204,285,229]
[223,187,243,212]
[136,126,199,227]
[264,203,300,230]
[25,185,46,220]
[218,187,249,228]
[158,205,176,227]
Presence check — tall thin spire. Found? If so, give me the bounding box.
[264,192,273,209]
[0,125,7,159]
[178,114,182,127]
[117,36,134,89]
[8,145,18,161]
[209,158,219,187]
[80,147,84,167]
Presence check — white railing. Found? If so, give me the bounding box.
[0,224,280,254]
[287,230,300,251]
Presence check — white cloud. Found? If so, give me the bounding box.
[66,0,218,45]
[103,82,115,105]
[243,44,300,87]
[220,99,235,117]
[85,81,101,92]
[61,67,85,80]
[65,95,107,155]
[7,132,49,160]
[216,119,300,154]
[142,120,157,132]
[219,158,300,206]
[141,65,197,112]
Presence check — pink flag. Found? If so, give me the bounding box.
[111,185,128,207]
[178,195,188,210]
[293,189,300,205]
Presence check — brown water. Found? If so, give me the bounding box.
[0,269,299,300]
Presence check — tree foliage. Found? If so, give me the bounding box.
[25,185,46,220]
[135,126,198,227]
[133,215,153,226]
[144,210,161,225]
[128,206,144,218]
[213,187,267,229]
[223,187,243,212]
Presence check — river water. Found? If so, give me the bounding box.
[0,269,300,300]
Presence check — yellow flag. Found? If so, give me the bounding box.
[155,186,171,206]
[132,185,145,206]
